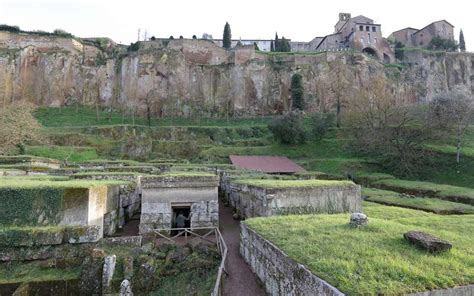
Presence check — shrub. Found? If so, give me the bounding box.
[310,112,335,140]
[0,24,20,33]
[394,41,405,60]
[127,41,140,52]
[52,29,73,38]
[268,111,306,145]
[427,36,458,51]
[291,73,304,110]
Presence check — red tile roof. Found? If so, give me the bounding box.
[229,155,305,174]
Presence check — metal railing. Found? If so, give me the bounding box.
[152,227,228,296]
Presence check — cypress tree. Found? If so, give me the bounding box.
[291,73,304,110]
[459,29,466,52]
[275,33,280,52]
[270,40,275,52]
[223,22,232,49]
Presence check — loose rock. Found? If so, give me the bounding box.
[404,231,452,253]
[119,279,133,296]
[349,213,368,227]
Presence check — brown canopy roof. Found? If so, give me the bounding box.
[229,155,305,174]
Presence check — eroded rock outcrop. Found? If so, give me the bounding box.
[1,32,473,116]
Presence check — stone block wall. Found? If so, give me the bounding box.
[222,181,361,219]
[139,175,219,234]
[240,223,344,296]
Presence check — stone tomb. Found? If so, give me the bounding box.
[222,179,361,218]
[139,173,219,234]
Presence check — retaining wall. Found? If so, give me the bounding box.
[240,223,344,296]
[222,180,361,218]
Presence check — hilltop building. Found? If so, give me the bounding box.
[291,13,394,63]
[213,39,276,52]
[390,20,454,48]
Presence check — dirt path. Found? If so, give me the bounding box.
[219,200,267,296]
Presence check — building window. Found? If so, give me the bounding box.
[359,25,363,31]
[361,38,364,44]
[368,33,371,44]
[366,26,370,31]
[372,27,376,32]
[374,38,377,44]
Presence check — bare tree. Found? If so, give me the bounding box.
[429,86,474,163]
[345,76,431,174]
[328,59,352,127]
[0,101,43,154]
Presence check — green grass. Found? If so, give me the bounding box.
[25,145,99,162]
[72,171,148,177]
[363,188,474,214]
[424,144,474,158]
[372,179,474,205]
[35,106,273,128]
[245,202,474,295]
[0,261,80,284]
[234,179,354,189]
[153,171,216,178]
[0,178,129,189]
[150,267,219,296]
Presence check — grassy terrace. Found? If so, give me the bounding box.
[25,145,99,162]
[0,178,129,188]
[233,179,355,189]
[363,188,474,214]
[245,202,474,295]
[35,106,272,128]
[372,179,474,205]
[146,171,216,178]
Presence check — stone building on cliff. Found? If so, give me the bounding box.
[291,13,394,63]
[390,20,454,48]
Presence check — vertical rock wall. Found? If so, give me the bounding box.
[1,34,473,116]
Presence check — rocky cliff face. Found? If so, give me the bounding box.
[0,33,473,116]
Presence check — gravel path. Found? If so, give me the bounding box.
[219,200,267,296]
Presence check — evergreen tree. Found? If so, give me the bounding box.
[281,36,291,52]
[223,22,232,49]
[459,29,466,52]
[270,40,275,52]
[291,73,304,110]
[254,42,260,51]
[275,33,280,51]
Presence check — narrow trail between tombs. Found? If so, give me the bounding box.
[219,201,267,296]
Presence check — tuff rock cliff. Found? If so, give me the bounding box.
[0,32,473,116]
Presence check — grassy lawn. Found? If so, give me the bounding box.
[363,188,474,214]
[244,202,474,295]
[234,178,354,189]
[0,178,129,189]
[372,179,474,205]
[25,145,99,162]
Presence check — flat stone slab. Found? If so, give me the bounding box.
[404,231,452,253]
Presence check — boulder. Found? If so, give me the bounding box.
[404,231,452,253]
[349,213,368,227]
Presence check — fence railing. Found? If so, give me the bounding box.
[152,227,228,296]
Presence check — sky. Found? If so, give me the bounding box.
[0,0,471,50]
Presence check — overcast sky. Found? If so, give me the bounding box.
[0,0,471,50]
